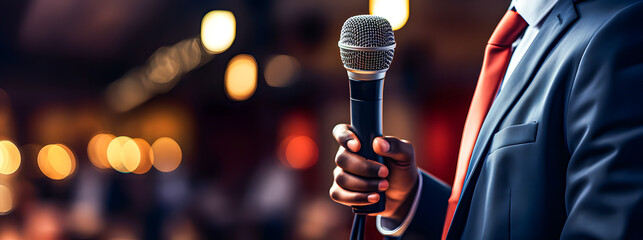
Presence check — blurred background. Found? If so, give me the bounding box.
[0,0,509,239]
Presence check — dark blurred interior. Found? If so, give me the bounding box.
[0,0,508,239]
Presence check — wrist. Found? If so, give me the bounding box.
[376,170,423,236]
[385,174,420,222]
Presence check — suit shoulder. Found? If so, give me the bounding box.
[575,0,643,29]
[582,0,643,52]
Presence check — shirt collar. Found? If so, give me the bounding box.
[511,0,558,26]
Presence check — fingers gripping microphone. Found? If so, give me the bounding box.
[339,15,396,214]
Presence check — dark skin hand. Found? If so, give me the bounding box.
[329,124,419,224]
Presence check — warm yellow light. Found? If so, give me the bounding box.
[0,141,20,175]
[151,137,182,172]
[107,136,141,173]
[370,0,409,31]
[201,10,236,54]
[132,138,153,174]
[0,184,12,215]
[87,134,115,169]
[225,54,258,101]
[264,55,301,87]
[37,144,76,180]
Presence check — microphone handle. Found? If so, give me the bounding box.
[349,78,386,214]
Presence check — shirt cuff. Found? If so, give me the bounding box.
[376,169,423,237]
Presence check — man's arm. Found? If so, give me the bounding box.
[563,2,643,238]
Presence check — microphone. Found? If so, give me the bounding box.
[339,15,396,214]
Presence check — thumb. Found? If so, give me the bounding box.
[373,137,415,167]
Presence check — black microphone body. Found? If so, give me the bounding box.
[349,78,386,214]
[338,15,396,240]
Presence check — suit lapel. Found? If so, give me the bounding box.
[446,1,578,239]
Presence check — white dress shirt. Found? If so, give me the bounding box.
[376,0,559,236]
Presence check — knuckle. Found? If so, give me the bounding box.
[335,173,348,188]
[332,124,343,134]
[400,139,414,151]
[399,138,413,148]
[329,187,340,201]
[333,124,349,137]
[333,167,341,177]
[335,153,348,167]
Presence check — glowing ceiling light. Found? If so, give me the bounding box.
[201,10,236,54]
[225,54,257,101]
[37,144,76,180]
[0,140,20,175]
[370,0,409,31]
[151,137,182,172]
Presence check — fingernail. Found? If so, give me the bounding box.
[347,139,359,152]
[378,167,389,178]
[377,138,390,152]
[367,193,379,203]
[379,180,389,191]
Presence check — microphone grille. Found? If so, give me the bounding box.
[339,15,395,71]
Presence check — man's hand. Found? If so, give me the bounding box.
[329,124,419,223]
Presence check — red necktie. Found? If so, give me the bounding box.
[441,10,527,239]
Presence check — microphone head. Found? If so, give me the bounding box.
[339,15,395,71]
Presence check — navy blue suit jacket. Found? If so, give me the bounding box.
[403,0,643,239]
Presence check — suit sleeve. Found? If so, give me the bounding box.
[378,170,450,239]
[563,2,643,239]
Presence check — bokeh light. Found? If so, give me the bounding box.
[0,140,20,175]
[87,134,115,169]
[132,138,153,174]
[105,76,151,113]
[264,55,301,87]
[107,37,211,113]
[0,184,12,215]
[151,137,182,172]
[281,136,318,170]
[201,10,236,54]
[37,144,76,180]
[0,223,20,240]
[69,202,103,238]
[225,54,258,101]
[24,205,63,240]
[370,0,409,31]
[148,48,180,84]
[107,136,141,173]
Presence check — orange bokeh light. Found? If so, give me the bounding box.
[0,140,21,175]
[0,184,12,215]
[224,54,257,101]
[87,134,115,169]
[151,137,182,172]
[37,144,76,180]
[282,136,318,170]
[132,138,153,174]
